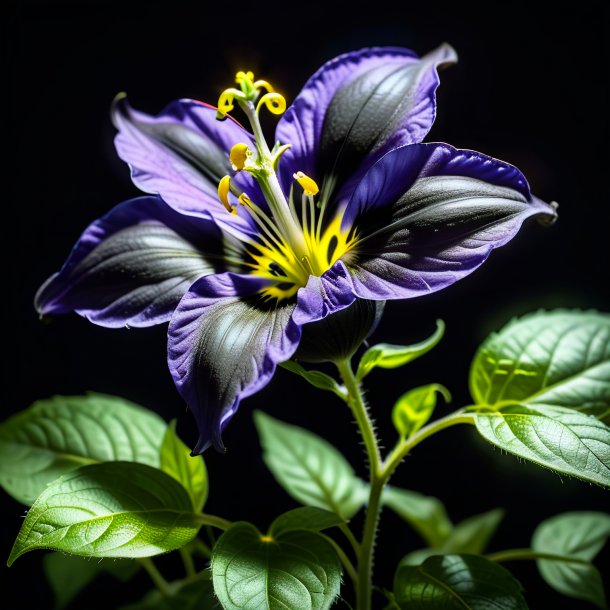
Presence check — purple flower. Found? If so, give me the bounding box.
[35,45,557,453]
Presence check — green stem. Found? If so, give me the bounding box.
[339,523,361,557]
[486,548,590,565]
[321,533,359,585]
[336,358,382,610]
[196,513,232,530]
[180,546,197,578]
[382,412,475,480]
[193,538,212,559]
[139,558,171,597]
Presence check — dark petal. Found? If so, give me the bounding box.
[35,196,224,327]
[344,143,557,300]
[168,273,300,453]
[275,45,456,203]
[112,96,263,224]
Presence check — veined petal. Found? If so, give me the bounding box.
[167,273,300,453]
[35,196,225,328]
[344,143,557,300]
[112,96,263,226]
[275,45,456,204]
[293,260,356,325]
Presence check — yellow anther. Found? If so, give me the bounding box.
[230,143,251,171]
[217,175,233,213]
[260,535,274,543]
[293,171,319,196]
[256,92,286,116]
[253,79,274,93]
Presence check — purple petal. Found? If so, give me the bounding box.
[35,196,224,327]
[275,45,456,202]
[293,260,356,325]
[343,143,557,300]
[167,273,300,453]
[112,96,262,225]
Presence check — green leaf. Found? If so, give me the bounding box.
[356,319,444,381]
[212,522,341,610]
[160,420,208,512]
[394,554,528,609]
[0,393,166,505]
[382,487,453,548]
[398,508,504,566]
[8,462,202,564]
[392,384,451,439]
[532,511,610,608]
[280,361,347,400]
[473,404,610,487]
[121,577,220,609]
[254,411,367,519]
[442,508,504,554]
[44,553,139,610]
[269,507,345,538]
[470,310,610,422]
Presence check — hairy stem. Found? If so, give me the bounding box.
[336,358,382,610]
[139,558,171,597]
[382,412,475,479]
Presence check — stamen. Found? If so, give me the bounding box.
[217,175,235,214]
[230,143,252,171]
[256,92,286,116]
[293,171,319,196]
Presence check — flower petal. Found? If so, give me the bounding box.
[112,96,262,223]
[167,273,300,453]
[35,196,224,327]
[344,143,557,300]
[275,45,456,203]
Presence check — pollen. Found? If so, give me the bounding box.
[260,535,274,543]
[230,143,251,171]
[293,171,319,196]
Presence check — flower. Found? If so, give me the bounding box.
[35,45,557,453]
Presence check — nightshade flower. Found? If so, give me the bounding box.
[35,45,557,453]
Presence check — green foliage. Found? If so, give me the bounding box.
[161,420,208,511]
[394,554,527,609]
[212,522,342,610]
[474,405,610,487]
[441,509,504,554]
[356,319,445,381]
[532,511,610,608]
[392,384,451,439]
[470,310,610,421]
[468,311,610,485]
[44,553,139,610]
[8,462,201,564]
[0,393,166,504]
[269,507,344,537]
[279,361,347,400]
[121,577,220,609]
[399,508,504,566]
[254,411,367,519]
[382,486,452,548]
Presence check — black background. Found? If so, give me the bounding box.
[3,1,609,608]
